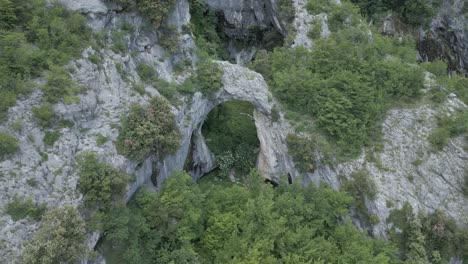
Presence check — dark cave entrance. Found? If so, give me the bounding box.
[191,101,261,186]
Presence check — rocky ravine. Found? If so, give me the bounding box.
[0,0,467,262]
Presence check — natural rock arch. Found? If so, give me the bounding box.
[126,61,299,198]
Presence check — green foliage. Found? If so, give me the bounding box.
[99,170,401,263]
[432,75,468,105]
[189,0,229,59]
[22,206,87,264]
[4,196,46,221]
[421,60,447,77]
[428,110,467,151]
[77,152,131,212]
[250,24,424,157]
[116,96,180,162]
[277,0,295,22]
[196,59,223,96]
[137,0,176,28]
[308,18,322,39]
[96,133,108,146]
[111,30,128,54]
[0,0,16,29]
[202,101,259,176]
[286,134,316,172]
[137,63,157,83]
[350,0,437,26]
[43,130,61,147]
[159,26,180,53]
[387,203,467,262]
[0,131,18,160]
[32,103,56,128]
[41,64,83,104]
[306,0,334,14]
[0,0,91,118]
[342,170,378,225]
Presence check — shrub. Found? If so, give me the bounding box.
[96,133,108,146]
[43,130,61,147]
[196,60,223,96]
[308,18,322,39]
[343,169,377,224]
[137,63,157,83]
[32,104,56,128]
[111,30,128,54]
[429,111,467,151]
[77,153,131,211]
[4,196,46,221]
[250,25,424,157]
[22,206,87,264]
[189,0,229,59]
[131,82,146,95]
[137,0,176,28]
[41,66,83,104]
[421,60,447,77]
[0,0,91,117]
[0,132,18,160]
[286,134,316,172]
[116,96,180,162]
[159,26,180,53]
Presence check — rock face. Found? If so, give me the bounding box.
[418,0,468,75]
[381,0,468,75]
[203,0,287,64]
[0,0,467,262]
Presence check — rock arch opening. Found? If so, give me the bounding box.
[188,101,260,185]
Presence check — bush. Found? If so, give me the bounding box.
[159,26,180,53]
[286,134,316,172]
[41,66,83,104]
[250,24,424,157]
[137,63,157,83]
[342,169,377,224]
[77,152,131,211]
[0,0,91,117]
[116,96,180,162]
[196,60,223,96]
[189,0,229,59]
[137,0,176,28]
[96,133,108,146]
[32,104,56,128]
[22,206,87,264]
[421,60,447,77]
[43,130,61,147]
[429,111,467,151]
[4,196,46,221]
[0,131,18,160]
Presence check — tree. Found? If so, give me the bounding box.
[137,0,176,28]
[116,96,180,162]
[0,0,16,29]
[22,206,87,264]
[77,152,131,211]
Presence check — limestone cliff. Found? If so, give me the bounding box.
[0,0,466,262]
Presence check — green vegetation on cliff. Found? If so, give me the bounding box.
[22,206,87,264]
[116,96,181,162]
[202,101,259,177]
[0,0,90,120]
[251,28,423,157]
[0,131,18,160]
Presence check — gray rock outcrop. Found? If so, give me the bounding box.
[0,0,467,262]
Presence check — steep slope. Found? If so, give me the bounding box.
[0,0,466,262]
